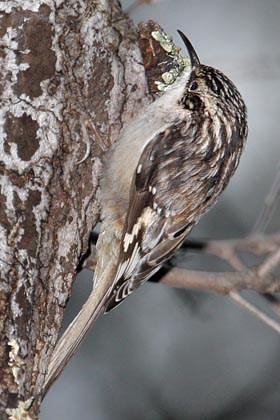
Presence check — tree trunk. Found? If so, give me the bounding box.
[0,1,148,417]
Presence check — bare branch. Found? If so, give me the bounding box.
[158,267,280,334]
[229,291,280,335]
[204,235,280,318]
[185,232,280,258]
[158,267,277,294]
[257,247,280,278]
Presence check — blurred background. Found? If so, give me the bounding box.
[42,1,280,419]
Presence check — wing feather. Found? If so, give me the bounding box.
[105,123,198,312]
[105,116,232,311]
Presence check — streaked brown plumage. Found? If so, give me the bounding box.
[104,33,247,310]
[45,31,248,390]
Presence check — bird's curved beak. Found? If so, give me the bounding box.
[177,30,200,68]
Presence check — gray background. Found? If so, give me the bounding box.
[42,1,280,418]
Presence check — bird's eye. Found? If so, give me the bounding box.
[190,81,198,91]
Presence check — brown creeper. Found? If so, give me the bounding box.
[44,31,247,391]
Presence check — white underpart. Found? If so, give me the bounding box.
[101,68,192,219]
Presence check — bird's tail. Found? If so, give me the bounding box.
[42,262,115,396]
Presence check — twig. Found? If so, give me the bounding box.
[185,233,280,301]
[205,238,280,324]
[184,232,280,258]
[158,267,280,334]
[158,267,278,294]
[184,233,280,329]
[252,161,280,234]
[229,291,280,335]
[257,247,280,278]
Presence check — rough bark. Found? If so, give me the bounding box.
[0,1,148,417]
[3,1,278,418]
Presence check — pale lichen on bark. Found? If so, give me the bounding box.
[0,0,149,417]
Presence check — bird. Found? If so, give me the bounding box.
[44,30,248,392]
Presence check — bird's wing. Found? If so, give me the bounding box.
[105,121,202,311]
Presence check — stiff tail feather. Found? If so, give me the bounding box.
[43,263,115,396]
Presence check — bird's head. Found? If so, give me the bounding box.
[177,30,247,126]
